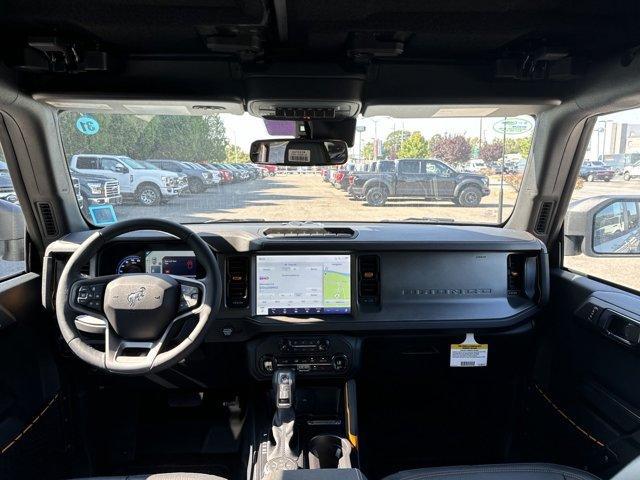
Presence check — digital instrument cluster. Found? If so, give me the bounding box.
[115,250,197,277]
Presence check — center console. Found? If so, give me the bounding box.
[248,335,361,379]
[250,360,360,480]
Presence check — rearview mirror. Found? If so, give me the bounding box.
[249,139,347,166]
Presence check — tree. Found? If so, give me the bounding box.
[225,144,249,163]
[59,113,147,159]
[383,130,412,159]
[361,141,375,160]
[397,132,430,159]
[136,115,227,162]
[429,134,471,164]
[479,140,504,163]
[504,136,532,157]
[59,112,228,162]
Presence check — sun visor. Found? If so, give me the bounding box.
[363,102,560,118]
[32,94,245,116]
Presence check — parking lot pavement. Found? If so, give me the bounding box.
[113,174,518,224]
[2,175,638,283]
[571,176,639,201]
[112,174,640,225]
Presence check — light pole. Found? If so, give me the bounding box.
[498,117,507,223]
[356,125,366,161]
[595,126,604,162]
[370,117,390,160]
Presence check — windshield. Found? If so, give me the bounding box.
[119,157,146,169]
[140,161,159,170]
[59,112,534,225]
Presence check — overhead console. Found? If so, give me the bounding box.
[247,100,361,120]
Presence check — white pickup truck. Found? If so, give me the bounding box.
[69,154,184,206]
[623,161,640,181]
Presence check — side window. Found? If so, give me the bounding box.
[163,162,178,172]
[379,162,395,173]
[425,161,450,175]
[563,107,640,291]
[424,161,438,174]
[100,157,127,173]
[399,160,420,174]
[75,156,98,169]
[99,158,120,171]
[0,149,26,280]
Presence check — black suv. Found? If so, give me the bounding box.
[349,158,490,207]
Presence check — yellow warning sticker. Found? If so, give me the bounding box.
[450,333,488,367]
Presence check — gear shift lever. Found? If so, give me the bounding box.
[273,368,295,411]
[263,369,298,478]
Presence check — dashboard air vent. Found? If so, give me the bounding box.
[507,254,525,296]
[358,255,380,308]
[263,227,355,239]
[534,201,555,235]
[507,253,537,299]
[80,262,90,276]
[226,256,249,308]
[37,202,58,237]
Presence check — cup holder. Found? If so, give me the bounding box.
[307,435,352,469]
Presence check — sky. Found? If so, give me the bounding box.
[221,113,536,152]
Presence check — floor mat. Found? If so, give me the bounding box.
[358,375,519,479]
[89,389,244,480]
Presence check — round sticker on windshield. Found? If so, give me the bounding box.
[493,117,533,135]
[76,116,100,135]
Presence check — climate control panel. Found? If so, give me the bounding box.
[248,335,360,379]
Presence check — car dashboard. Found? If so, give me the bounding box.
[43,222,549,380]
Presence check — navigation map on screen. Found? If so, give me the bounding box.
[256,255,351,315]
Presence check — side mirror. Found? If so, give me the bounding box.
[565,197,640,257]
[592,200,640,255]
[249,139,347,166]
[114,164,129,174]
[0,199,25,262]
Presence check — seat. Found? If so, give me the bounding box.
[382,464,600,480]
[73,473,225,480]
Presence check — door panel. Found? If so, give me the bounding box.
[531,268,640,477]
[396,160,422,195]
[0,273,67,480]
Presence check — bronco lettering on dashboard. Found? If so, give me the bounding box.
[401,288,492,296]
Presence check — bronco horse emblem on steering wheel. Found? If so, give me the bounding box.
[127,287,146,307]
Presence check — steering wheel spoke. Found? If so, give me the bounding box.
[69,274,119,317]
[105,325,161,373]
[171,275,205,315]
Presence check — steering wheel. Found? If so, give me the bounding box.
[55,219,221,375]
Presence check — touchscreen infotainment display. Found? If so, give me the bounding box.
[145,250,197,277]
[256,255,351,315]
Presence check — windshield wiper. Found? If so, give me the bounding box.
[382,217,456,224]
[204,218,266,223]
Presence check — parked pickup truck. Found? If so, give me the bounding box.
[348,158,490,207]
[148,160,217,193]
[69,154,182,206]
[623,160,640,181]
[69,168,123,212]
[580,161,614,182]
